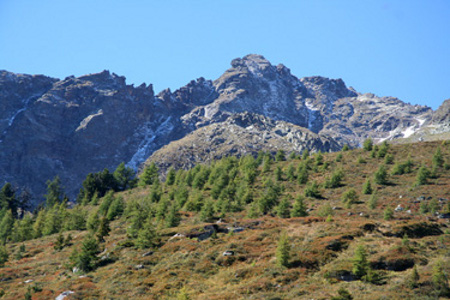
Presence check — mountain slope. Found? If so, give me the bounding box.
[0,55,447,204]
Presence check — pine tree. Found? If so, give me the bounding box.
[352,245,369,279]
[384,206,394,220]
[0,210,14,243]
[408,265,420,288]
[73,234,100,272]
[106,196,124,220]
[42,204,63,236]
[98,191,115,216]
[291,195,308,217]
[165,204,181,228]
[342,188,358,208]
[32,209,46,238]
[0,245,8,267]
[54,233,65,251]
[325,169,344,188]
[86,211,100,233]
[200,199,215,222]
[342,144,350,151]
[315,151,324,166]
[276,197,290,218]
[363,138,373,151]
[16,214,33,242]
[127,209,147,239]
[377,141,389,158]
[384,153,394,164]
[138,163,159,186]
[419,201,429,215]
[362,179,373,195]
[113,162,136,191]
[367,192,378,210]
[135,217,157,249]
[432,261,450,297]
[302,149,310,160]
[275,166,283,181]
[64,206,87,231]
[275,150,286,162]
[374,164,388,185]
[262,155,272,173]
[0,183,18,218]
[304,181,321,199]
[276,231,290,267]
[288,151,297,160]
[286,164,296,181]
[415,165,430,186]
[432,147,444,168]
[45,176,64,207]
[297,164,309,185]
[166,167,176,186]
[96,217,110,243]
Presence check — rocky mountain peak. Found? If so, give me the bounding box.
[0,55,447,206]
[301,76,357,102]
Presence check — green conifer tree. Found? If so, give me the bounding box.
[166,167,176,186]
[374,164,388,185]
[165,204,181,228]
[291,195,308,217]
[286,164,295,181]
[44,176,64,207]
[362,179,373,195]
[96,217,110,243]
[200,200,215,222]
[432,147,444,168]
[276,231,290,268]
[54,233,65,251]
[363,138,373,151]
[408,265,420,288]
[0,245,8,267]
[432,261,450,297]
[384,206,394,220]
[86,211,100,233]
[275,150,286,162]
[415,165,430,186]
[138,163,159,186]
[73,234,100,273]
[0,210,14,243]
[135,217,158,249]
[113,162,136,191]
[275,166,283,181]
[352,245,369,279]
[276,197,290,218]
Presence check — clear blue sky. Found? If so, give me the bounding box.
[1,0,449,109]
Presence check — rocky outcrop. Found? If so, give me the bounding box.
[147,112,340,172]
[0,71,185,203]
[0,55,447,205]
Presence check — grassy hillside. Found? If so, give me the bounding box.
[0,140,449,300]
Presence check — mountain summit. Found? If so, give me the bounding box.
[0,55,447,204]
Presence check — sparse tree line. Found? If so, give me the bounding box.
[0,141,448,274]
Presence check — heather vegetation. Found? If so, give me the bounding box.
[0,141,449,299]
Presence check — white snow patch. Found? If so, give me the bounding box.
[305,101,319,130]
[416,118,426,126]
[127,116,174,170]
[402,126,416,138]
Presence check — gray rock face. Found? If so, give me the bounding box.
[0,55,447,205]
[148,112,340,171]
[0,71,185,203]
